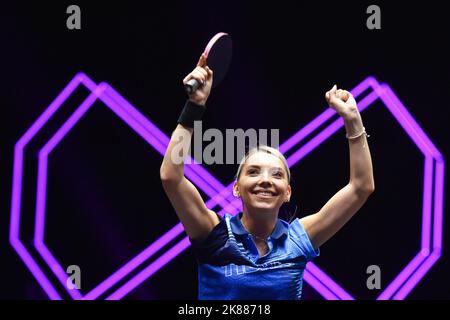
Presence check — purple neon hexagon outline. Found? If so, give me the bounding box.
[73,75,442,298]
[101,78,383,300]
[104,77,444,300]
[34,80,240,299]
[10,73,350,299]
[12,73,365,300]
[101,78,443,299]
[105,81,382,300]
[36,81,246,299]
[10,75,436,300]
[9,74,90,300]
[12,73,442,300]
[10,73,444,300]
[10,73,240,300]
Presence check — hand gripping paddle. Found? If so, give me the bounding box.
[184,32,232,95]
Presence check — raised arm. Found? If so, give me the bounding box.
[300,85,375,249]
[160,54,220,241]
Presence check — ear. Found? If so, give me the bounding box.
[233,181,240,197]
[285,184,292,202]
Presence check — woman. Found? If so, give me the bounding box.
[160,54,375,299]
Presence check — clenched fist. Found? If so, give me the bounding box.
[325,85,359,119]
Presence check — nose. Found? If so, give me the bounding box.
[258,170,273,186]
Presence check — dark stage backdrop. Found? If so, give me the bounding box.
[1,1,449,300]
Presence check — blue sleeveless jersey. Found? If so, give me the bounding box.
[190,212,320,300]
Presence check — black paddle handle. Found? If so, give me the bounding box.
[184,78,201,95]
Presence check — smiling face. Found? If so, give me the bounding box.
[233,149,291,215]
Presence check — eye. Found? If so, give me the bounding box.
[272,170,284,178]
[247,168,259,175]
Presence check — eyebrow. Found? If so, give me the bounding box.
[246,165,284,172]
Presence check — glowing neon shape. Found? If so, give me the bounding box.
[10,73,444,300]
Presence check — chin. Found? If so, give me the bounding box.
[249,202,279,212]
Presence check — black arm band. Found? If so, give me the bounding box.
[177,100,206,128]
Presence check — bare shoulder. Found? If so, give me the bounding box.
[189,209,221,242]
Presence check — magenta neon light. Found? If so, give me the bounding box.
[106,78,380,300]
[32,75,238,299]
[105,77,444,300]
[10,73,240,300]
[303,270,339,300]
[10,73,444,300]
[9,74,91,300]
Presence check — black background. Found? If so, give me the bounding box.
[1,1,449,300]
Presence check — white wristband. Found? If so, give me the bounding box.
[346,127,370,140]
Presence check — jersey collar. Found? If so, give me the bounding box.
[229,212,289,240]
